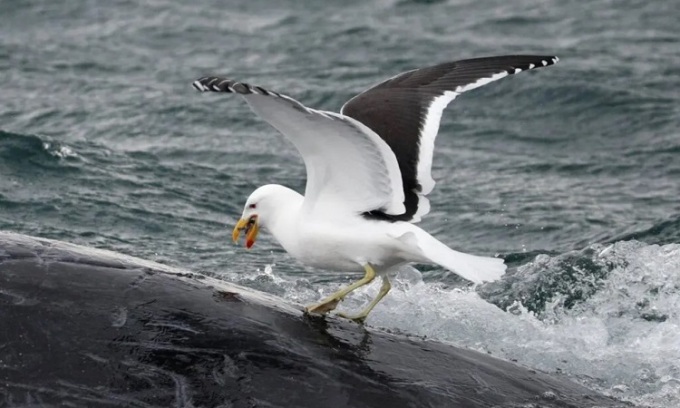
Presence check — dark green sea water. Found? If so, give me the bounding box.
[1,0,679,405]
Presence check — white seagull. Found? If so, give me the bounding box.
[193,55,558,322]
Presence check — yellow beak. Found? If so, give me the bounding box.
[232,216,259,249]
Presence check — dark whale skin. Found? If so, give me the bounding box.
[0,232,629,408]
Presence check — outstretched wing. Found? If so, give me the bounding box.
[193,77,406,218]
[342,55,559,222]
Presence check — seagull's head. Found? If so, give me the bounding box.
[232,184,301,249]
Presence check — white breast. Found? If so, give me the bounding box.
[274,214,418,272]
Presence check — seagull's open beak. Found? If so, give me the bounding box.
[232,215,259,249]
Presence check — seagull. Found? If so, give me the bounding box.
[193,55,558,322]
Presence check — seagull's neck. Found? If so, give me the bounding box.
[259,186,304,248]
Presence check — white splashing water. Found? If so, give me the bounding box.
[42,141,78,159]
[226,241,680,407]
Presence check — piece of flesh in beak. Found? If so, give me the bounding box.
[232,216,259,249]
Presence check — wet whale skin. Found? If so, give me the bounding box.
[0,232,627,408]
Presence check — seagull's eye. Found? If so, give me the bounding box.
[248,203,256,209]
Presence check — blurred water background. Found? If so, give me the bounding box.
[1,0,679,405]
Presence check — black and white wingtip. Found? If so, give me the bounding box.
[192,76,275,96]
[507,56,559,73]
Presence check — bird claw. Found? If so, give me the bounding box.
[335,312,367,324]
[304,298,341,315]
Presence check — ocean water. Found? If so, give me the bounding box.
[1,0,679,406]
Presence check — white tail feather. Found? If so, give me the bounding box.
[397,227,506,284]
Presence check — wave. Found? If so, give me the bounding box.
[607,214,680,247]
[0,130,80,169]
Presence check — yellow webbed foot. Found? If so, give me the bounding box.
[304,263,377,317]
[305,298,341,315]
[334,275,391,324]
[335,311,368,324]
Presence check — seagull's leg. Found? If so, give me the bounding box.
[305,264,376,315]
[336,275,391,323]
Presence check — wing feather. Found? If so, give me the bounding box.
[342,55,559,222]
[193,77,405,218]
